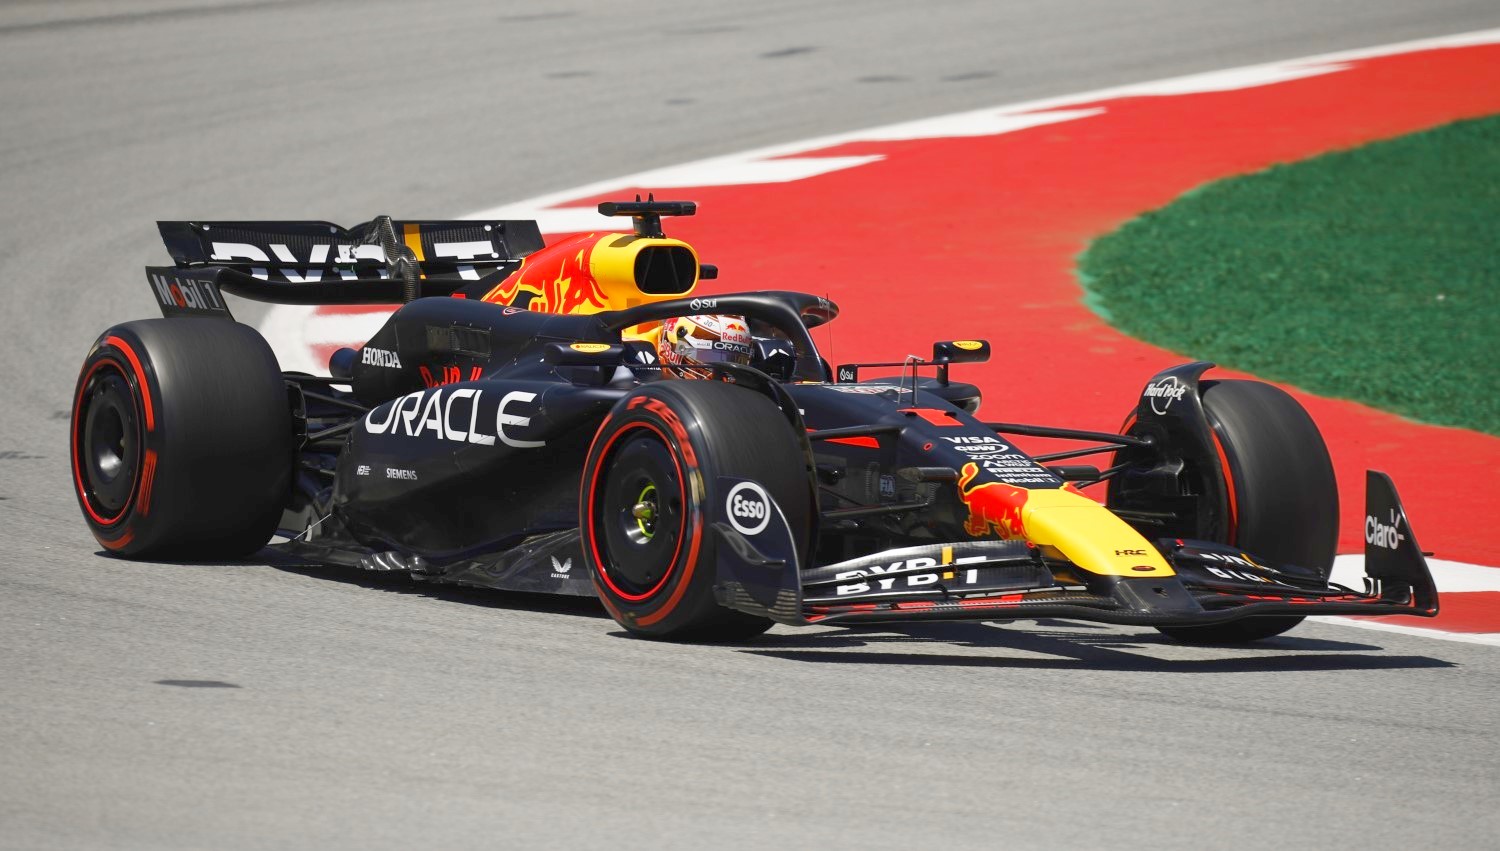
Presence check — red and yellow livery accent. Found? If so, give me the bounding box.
[480,232,700,316]
[957,462,1174,578]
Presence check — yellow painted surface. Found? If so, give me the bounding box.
[1020,488,1175,577]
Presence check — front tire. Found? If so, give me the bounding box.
[581,380,812,641]
[1120,380,1339,643]
[70,319,294,558]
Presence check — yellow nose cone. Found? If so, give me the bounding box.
[1019,488,1175,578]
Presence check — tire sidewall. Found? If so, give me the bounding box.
[581,380,810,638]
[582,385,718,635]
[70,342,151,551]
[70,320,293,558]
[1147,379,1339,643]
[1201,379,1338,577]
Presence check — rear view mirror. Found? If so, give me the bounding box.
[543,341,623,366]
[932,340,990,364]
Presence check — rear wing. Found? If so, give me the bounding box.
[145,217,545,316]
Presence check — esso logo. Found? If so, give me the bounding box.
[726,481,771,536]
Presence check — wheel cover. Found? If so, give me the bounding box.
[589,423,688,601]
[73,360,140,525]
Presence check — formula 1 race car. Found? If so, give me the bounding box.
[69,200,1439,643]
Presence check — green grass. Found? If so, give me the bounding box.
[1078,114,1500,436]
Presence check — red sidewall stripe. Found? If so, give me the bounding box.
[104,335,154,432]
[586,420,690,604]
[1209,428,1239,546]
[71,358,135,528]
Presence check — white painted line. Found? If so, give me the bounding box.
[1324,617,1500,647]
[606,154,886,188]
[471,110,1103,234]
[260,305,322,374]
[494,154,888,237]
[1331,554,1500,594]
[263,25,1500,374]
[819,107,1106,143]
[262,307,406,374]
[1322,554,1500,645]
[1110,63,1353,96]
[290,310,389,345]
[462,27,1500,228]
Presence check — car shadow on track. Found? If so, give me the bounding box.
[253,549,613,621]
[737,620,1455,673]
[139,550,1456,669]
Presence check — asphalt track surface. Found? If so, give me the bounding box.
[4,2,1500,848]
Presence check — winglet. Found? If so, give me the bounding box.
[1363,470,1438,615]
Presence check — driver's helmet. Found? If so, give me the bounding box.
[656,314,753,379]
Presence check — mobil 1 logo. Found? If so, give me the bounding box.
[725,481,771,536]
[148,272,230,317]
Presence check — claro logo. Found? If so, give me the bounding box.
[1366,509,1405,550]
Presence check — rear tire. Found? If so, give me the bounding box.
[1140,380,1338,643]
[581,380,812,641]
[69,319,294,559]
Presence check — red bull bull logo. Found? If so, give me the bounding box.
[721,320,750,346]
[957,462,1028,539]
[482,233,608,314]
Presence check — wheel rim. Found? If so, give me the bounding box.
[591,424,687,601]
[74,361,140,525]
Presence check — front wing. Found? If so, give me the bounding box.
[714,471,1439,629]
